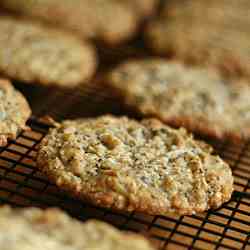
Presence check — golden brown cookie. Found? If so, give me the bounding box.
[108,59,250,141]
[0,206,155,250]
[0,79,31,146]
[147,0,250,79]
[0,15,96,87]
[0,0,157,45]
[124,0,159,17]
[37,115,233,216]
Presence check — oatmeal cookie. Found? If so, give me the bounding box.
[147,0,250,79]
[0,79,31,146]
[0,0,154,45]
[37,115,233,215]
[0,206,155,250]
[0,15,96,87]
[108,59,250,141]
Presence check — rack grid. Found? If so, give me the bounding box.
[1,2,250,247]
[0,111,249,250]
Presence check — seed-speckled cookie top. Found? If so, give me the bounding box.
[0,206,155,250]
[37,115,233,215]
[0,15,96,87]
[0,79,31,146]
[147,0,250,79]
[108,59,250,141]
[0,0,158,45]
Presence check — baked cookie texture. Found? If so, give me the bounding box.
[0,15,96,87]
[0,0,158,45]
[0,79,31,146]
[0,206,155,250]
[124,0,159,17]
[37,115,233,216]
[147,0,250,79]
[108,59,250,141]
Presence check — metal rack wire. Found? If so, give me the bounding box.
[0,103,249,250]
[1,5,250,248]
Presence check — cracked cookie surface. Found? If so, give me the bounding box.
[0,15,96,87]
[0,0,158,45]
[0,79,31,146]
[108,59,250,141]
[147,0,250,79]
[37,115,233,215]
[0,206,155,250]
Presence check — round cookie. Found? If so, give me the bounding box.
[0,206,155,250]
[0,79,31,146]
[0,15,96,87]
[0,0,149,45]
[37,115,233,215]
[108,59,250,141]
[147,0,250,79]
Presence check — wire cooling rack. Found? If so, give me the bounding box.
[1,4,250,248]
[0,87,249,250]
